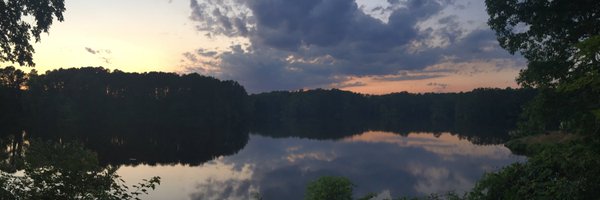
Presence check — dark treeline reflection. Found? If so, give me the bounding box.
[251,88,535,144]
[0,67,534,168]
[0,67,249,167]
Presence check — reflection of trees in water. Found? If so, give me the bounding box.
[0,123,515,168]
[252,117,512,145]
[15,125,250,167]
[0,132,27,173]
[0,101,515,168]
[83,126,249,166]
[0,121,251,169]
[0,117,508,170]
[0,139,160,199]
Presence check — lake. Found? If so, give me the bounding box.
[115,130,524,200]
[0,68,534,199]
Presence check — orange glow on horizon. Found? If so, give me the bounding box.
[337,66,521,95]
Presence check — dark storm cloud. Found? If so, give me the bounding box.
[189,0,250,37]
[244,0,444,51]
[434,15,463,45]
[247,0,357,49]
[186,0,523,92]
[213,46,341,92]
[197,48,219,57]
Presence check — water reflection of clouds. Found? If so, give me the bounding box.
[190,178,256,200]
[118,160,257,200]
[343,131,516,160]
[406,163,473,194]
[121,131,524,200]
[215,132,522,199]
[187,160,259,200]
[286,151,337,163]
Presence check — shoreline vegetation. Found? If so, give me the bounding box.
[505,131,585,156]
[465,133,600,200]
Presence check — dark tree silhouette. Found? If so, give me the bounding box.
[486,0,600,87]
[0,0,65,66]
[486,0,600,134]
[0,139,160,199]
[251,87,535,143]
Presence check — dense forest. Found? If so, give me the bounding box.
[251,87,535,143]
[0,66,535,140]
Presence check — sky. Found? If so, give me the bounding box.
[5,0,526,94]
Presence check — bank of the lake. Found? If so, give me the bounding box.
[465,133,600,200]
[505,132,585,156]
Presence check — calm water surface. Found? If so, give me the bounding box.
[118,131,524,200]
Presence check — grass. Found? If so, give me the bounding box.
[505,131,585,155]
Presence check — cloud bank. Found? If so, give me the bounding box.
[184,0,524,93]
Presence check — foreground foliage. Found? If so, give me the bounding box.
[0,139,160,200]
[470,140,600,199]
[305,176,354,200]
[486,0,600,136]
[478,1,600,198]
[0,0,65,66]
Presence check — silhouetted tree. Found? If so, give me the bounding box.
[0,1,66,66]
[251,87,534,143]
[486,0,600,135]
[0,139,160,200]
[0,67,27,132]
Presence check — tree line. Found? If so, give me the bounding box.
[1,67,248,135]
[250,88,535,143]
[0,66,536,141]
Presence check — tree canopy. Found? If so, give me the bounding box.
[486,0,600,134]
[305,176,353,200]
[0,0,65,66]
[485,0,600,88]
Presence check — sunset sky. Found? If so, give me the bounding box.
[5,0,525,94]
